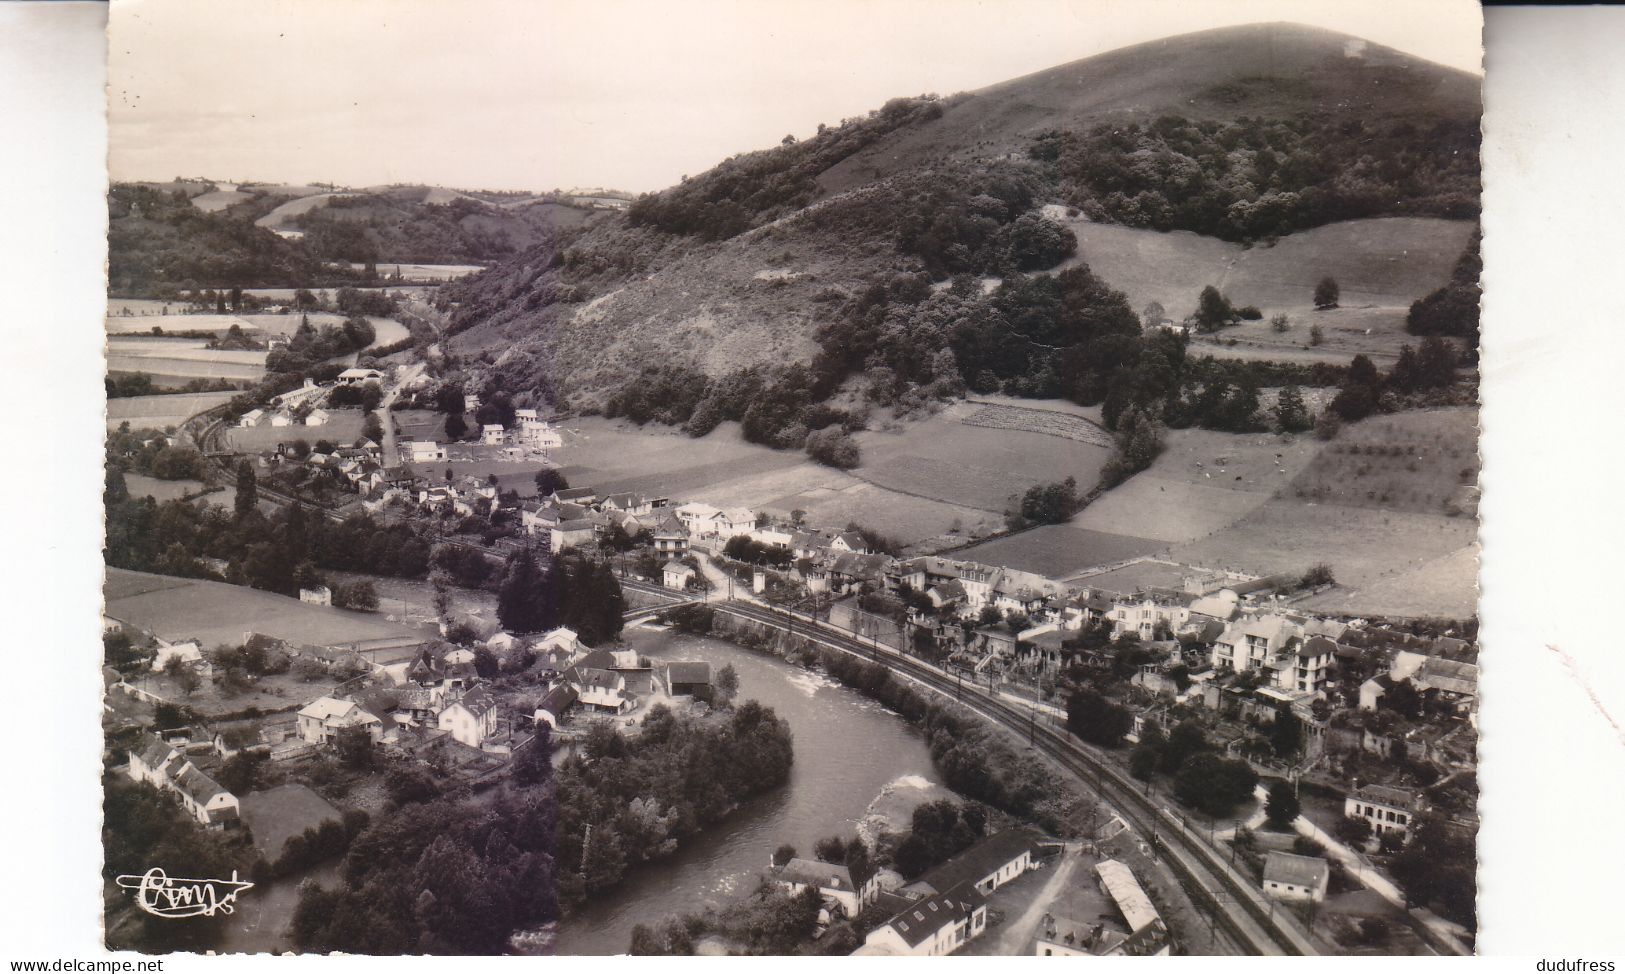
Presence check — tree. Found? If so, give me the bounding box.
[1195,285,1235,332]
[333,580,379,611]
[219,750,268,794]
[1265,781,1301,829]
[715,664,739,707]
[1066,687,1132,747]
[813,836,847,863]
[1309,323,1325,346]
[1274,385,1311,433]
[1335,815,1373,848]
[234,459,258,518]
[334,725,374,769]
[1159,720,1208,774]
[772,844,798,867]
[533,468,569,496]
[1301,563,1335,589]
[445,413,468,441]
[805,428,860,469]
[1270,312,1291,333]
[1313,277,1340,309]
[511,724,553,786]
[1270,711,1304,758]
[497,547,551,634]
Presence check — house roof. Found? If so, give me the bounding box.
[1263,852,1330,889]
[834,531,866,549]
[173,764,231,805]
[452,685,498,718]
[1299,636,1339,659]
[1352,783,1416,808]
[135,734,179,771]
[569,667,623,692]
[665,660,712,685]
[298,696,379,726]
[884,881,986,947]
[663,561,695,575]
[914,828,1042,895]
[929,579,966,602]
[1095,859,1160,932]
[538,682,578,715]
[553,487,595,501]
[776,857,854,892]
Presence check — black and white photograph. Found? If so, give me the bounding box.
[23,0,1625,963]
[89,0,1491,957]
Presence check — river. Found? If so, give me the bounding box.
[546,624,946,955]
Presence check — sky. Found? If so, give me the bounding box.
[108,0,1483,194]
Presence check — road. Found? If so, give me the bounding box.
[378,361,425,468]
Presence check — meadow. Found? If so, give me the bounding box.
[952,524,1165,578]
[106,337,266,383]
[106,391,236,430]
[223,409,367,452]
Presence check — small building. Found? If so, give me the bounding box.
[652,516,690,557]
[305,408,330,427]
[909,828,1042,897]
[171,763,240,829]
[1261,852,1330,903]
[533,682,578,730]
[405,440,446,464]
[1345,784,1419,840]
[299,585,332,606]
[128,734,183,787]
[152,639,205,671]
[238,409,266,428]
[438,685,500,748]
[270,411,295,427]
[551,519,596,551]
[663,660,712,697]
[854,883,989,956]
[663,561,696,591]
[296,696,384,746]
[536,626,581,660]
[1093,860,1170,956]
[482,424,507,446]
[771,857,866,919]
[464,394,480,413]
[338,367,385,384]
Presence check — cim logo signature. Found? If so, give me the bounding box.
[115,868,254,919]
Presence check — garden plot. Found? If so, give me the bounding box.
[952,524,1165,578]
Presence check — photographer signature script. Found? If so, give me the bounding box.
[115,868,254,918]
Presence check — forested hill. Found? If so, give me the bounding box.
[439,22,1480,428]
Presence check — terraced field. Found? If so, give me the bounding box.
[959,401,1113,446]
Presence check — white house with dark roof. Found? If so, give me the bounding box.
[438,685,501,747]
[297,696,384,746]
[171,763,240,828]
[405,440,446,464]
[663,561,696,591]
[853,883,989,956]
[1346,784,1420,840]
[128,734,184,787]
[482,424,507,446]
[771,857,871,918]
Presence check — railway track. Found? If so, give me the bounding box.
[712,599,1320,957]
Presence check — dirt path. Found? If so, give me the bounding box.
[981,845,1084,955]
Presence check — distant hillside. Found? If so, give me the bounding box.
[107,180,593,295]
[818,22,1480,198]
[444,22,1480,422]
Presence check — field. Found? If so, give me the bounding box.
[106,391,236,430]
[123,474,214,504]
[189,189,252,212]
[238,785,344,862]
[951,524,1165,578]
[1072,559,1205,595]
[104,567,430,656]
[851,401,1111,513]
[254,192,357,228]
[1040,210,1474,366]
[222,408,367,452]
[1073,427,1326,544]
[1285,408,1479,517]
[106,336,266,382]
[346,262,485,281]
[1168,500,1477,616]
[1058,410,1478,617]
[107,310,410,350]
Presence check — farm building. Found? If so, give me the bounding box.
[405,440,446,463]
[663,561,695,590]
[305,408,330,426]
[907,828,1042,898]
[1261,852,1330,903]
[663,660,712,696]
[238,409,266,427]
[338,367,384,384]
[299,585,332,606]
